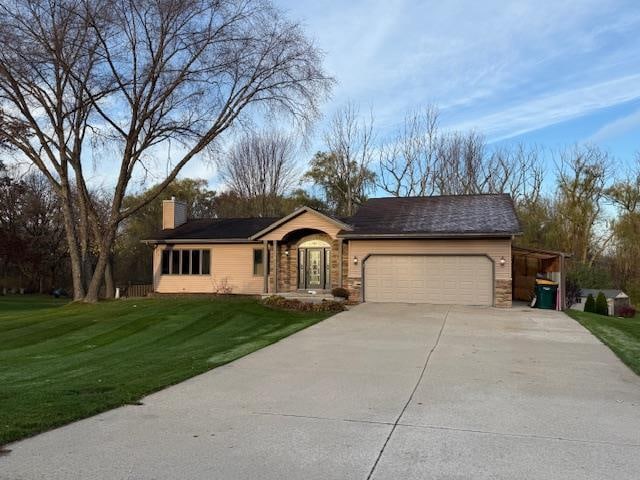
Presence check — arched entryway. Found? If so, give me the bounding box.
[297,236,332,290]
[265,228,344,294]
[249,207,350,294]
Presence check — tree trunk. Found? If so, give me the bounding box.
[83,229,116,303]
[59,186,85,300]
[104,254,115,299]
[76,191,93,291]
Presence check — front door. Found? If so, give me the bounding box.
[297,243,331,290]
[306,248,324,289]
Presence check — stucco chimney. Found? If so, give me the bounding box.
[162,196,187,230]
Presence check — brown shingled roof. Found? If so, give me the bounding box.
[340,194,521,237]
[144,194,521,242]
[144,217,280,242]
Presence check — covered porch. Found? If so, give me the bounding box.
[250,207,351,295]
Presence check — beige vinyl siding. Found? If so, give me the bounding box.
[260,211,341,240]
[348,238,512,280]
[153,244,264,294]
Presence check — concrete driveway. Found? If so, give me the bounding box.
[2,304,639,479]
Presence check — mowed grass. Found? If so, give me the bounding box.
[566,309,640,375]
[0,294,68,312]
[0,295,332,445]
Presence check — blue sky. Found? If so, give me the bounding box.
[120,0,640,190]
[272,0,640,162]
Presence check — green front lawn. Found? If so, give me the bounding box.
[566,309,640,375]
[0,295,331,445]
[0,294,67,312]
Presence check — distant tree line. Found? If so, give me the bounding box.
[0,161,68,292]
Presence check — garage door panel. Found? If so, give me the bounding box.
[364,255,493,305]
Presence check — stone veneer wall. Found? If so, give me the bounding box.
[267,242,298,293]
[346,277,361,302]
[342,242,349,290]
[276,242,298,293]
[494,279,512,308]
[344,241,361,302]
[329,239,350,291]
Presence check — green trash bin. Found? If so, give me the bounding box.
[535,283,558,309]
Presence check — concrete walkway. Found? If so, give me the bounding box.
[2,304,639,479]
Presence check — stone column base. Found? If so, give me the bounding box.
[346,278,362,302]
[495,279,512,308]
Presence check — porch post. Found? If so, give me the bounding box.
[272,240,278,294]
[262,240,268,294]
[338,238,343,288]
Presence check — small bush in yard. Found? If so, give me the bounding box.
[331,287,350,299]
[618,305,636,318]
[584,294,596,313]
[595,292,609,316]
[262,296,345,313]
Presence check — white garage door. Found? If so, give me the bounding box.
[364,255,493,305]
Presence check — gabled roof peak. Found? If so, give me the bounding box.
[249,206,352,240]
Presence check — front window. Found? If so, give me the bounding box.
[202,250,210,274]
[171,249,180,274]
[181,250,190,274]
[253,248,264,276]
[161,250,170,274]
[191,250,201,275]
[161,249,211,275]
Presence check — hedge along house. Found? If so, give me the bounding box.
[143,194,560,308]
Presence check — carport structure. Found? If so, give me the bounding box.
[512,246,569,310]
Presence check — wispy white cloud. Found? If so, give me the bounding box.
[449,73,640,140]
[588,107,640,143]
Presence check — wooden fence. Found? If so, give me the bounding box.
[120,284,153,298]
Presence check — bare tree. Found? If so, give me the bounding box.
[606,155,640,293]
[378,106,542,202]
[0,166,67,292]
[432,130,487,195]
[216,130,300,216]
[306,103,375,216]
[555,145,610,264]
[485,143,543,204]
[0,0,332,301]
[606,154,640,213]
[378,106,439,196]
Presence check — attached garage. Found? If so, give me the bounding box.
[363,254,494,305]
